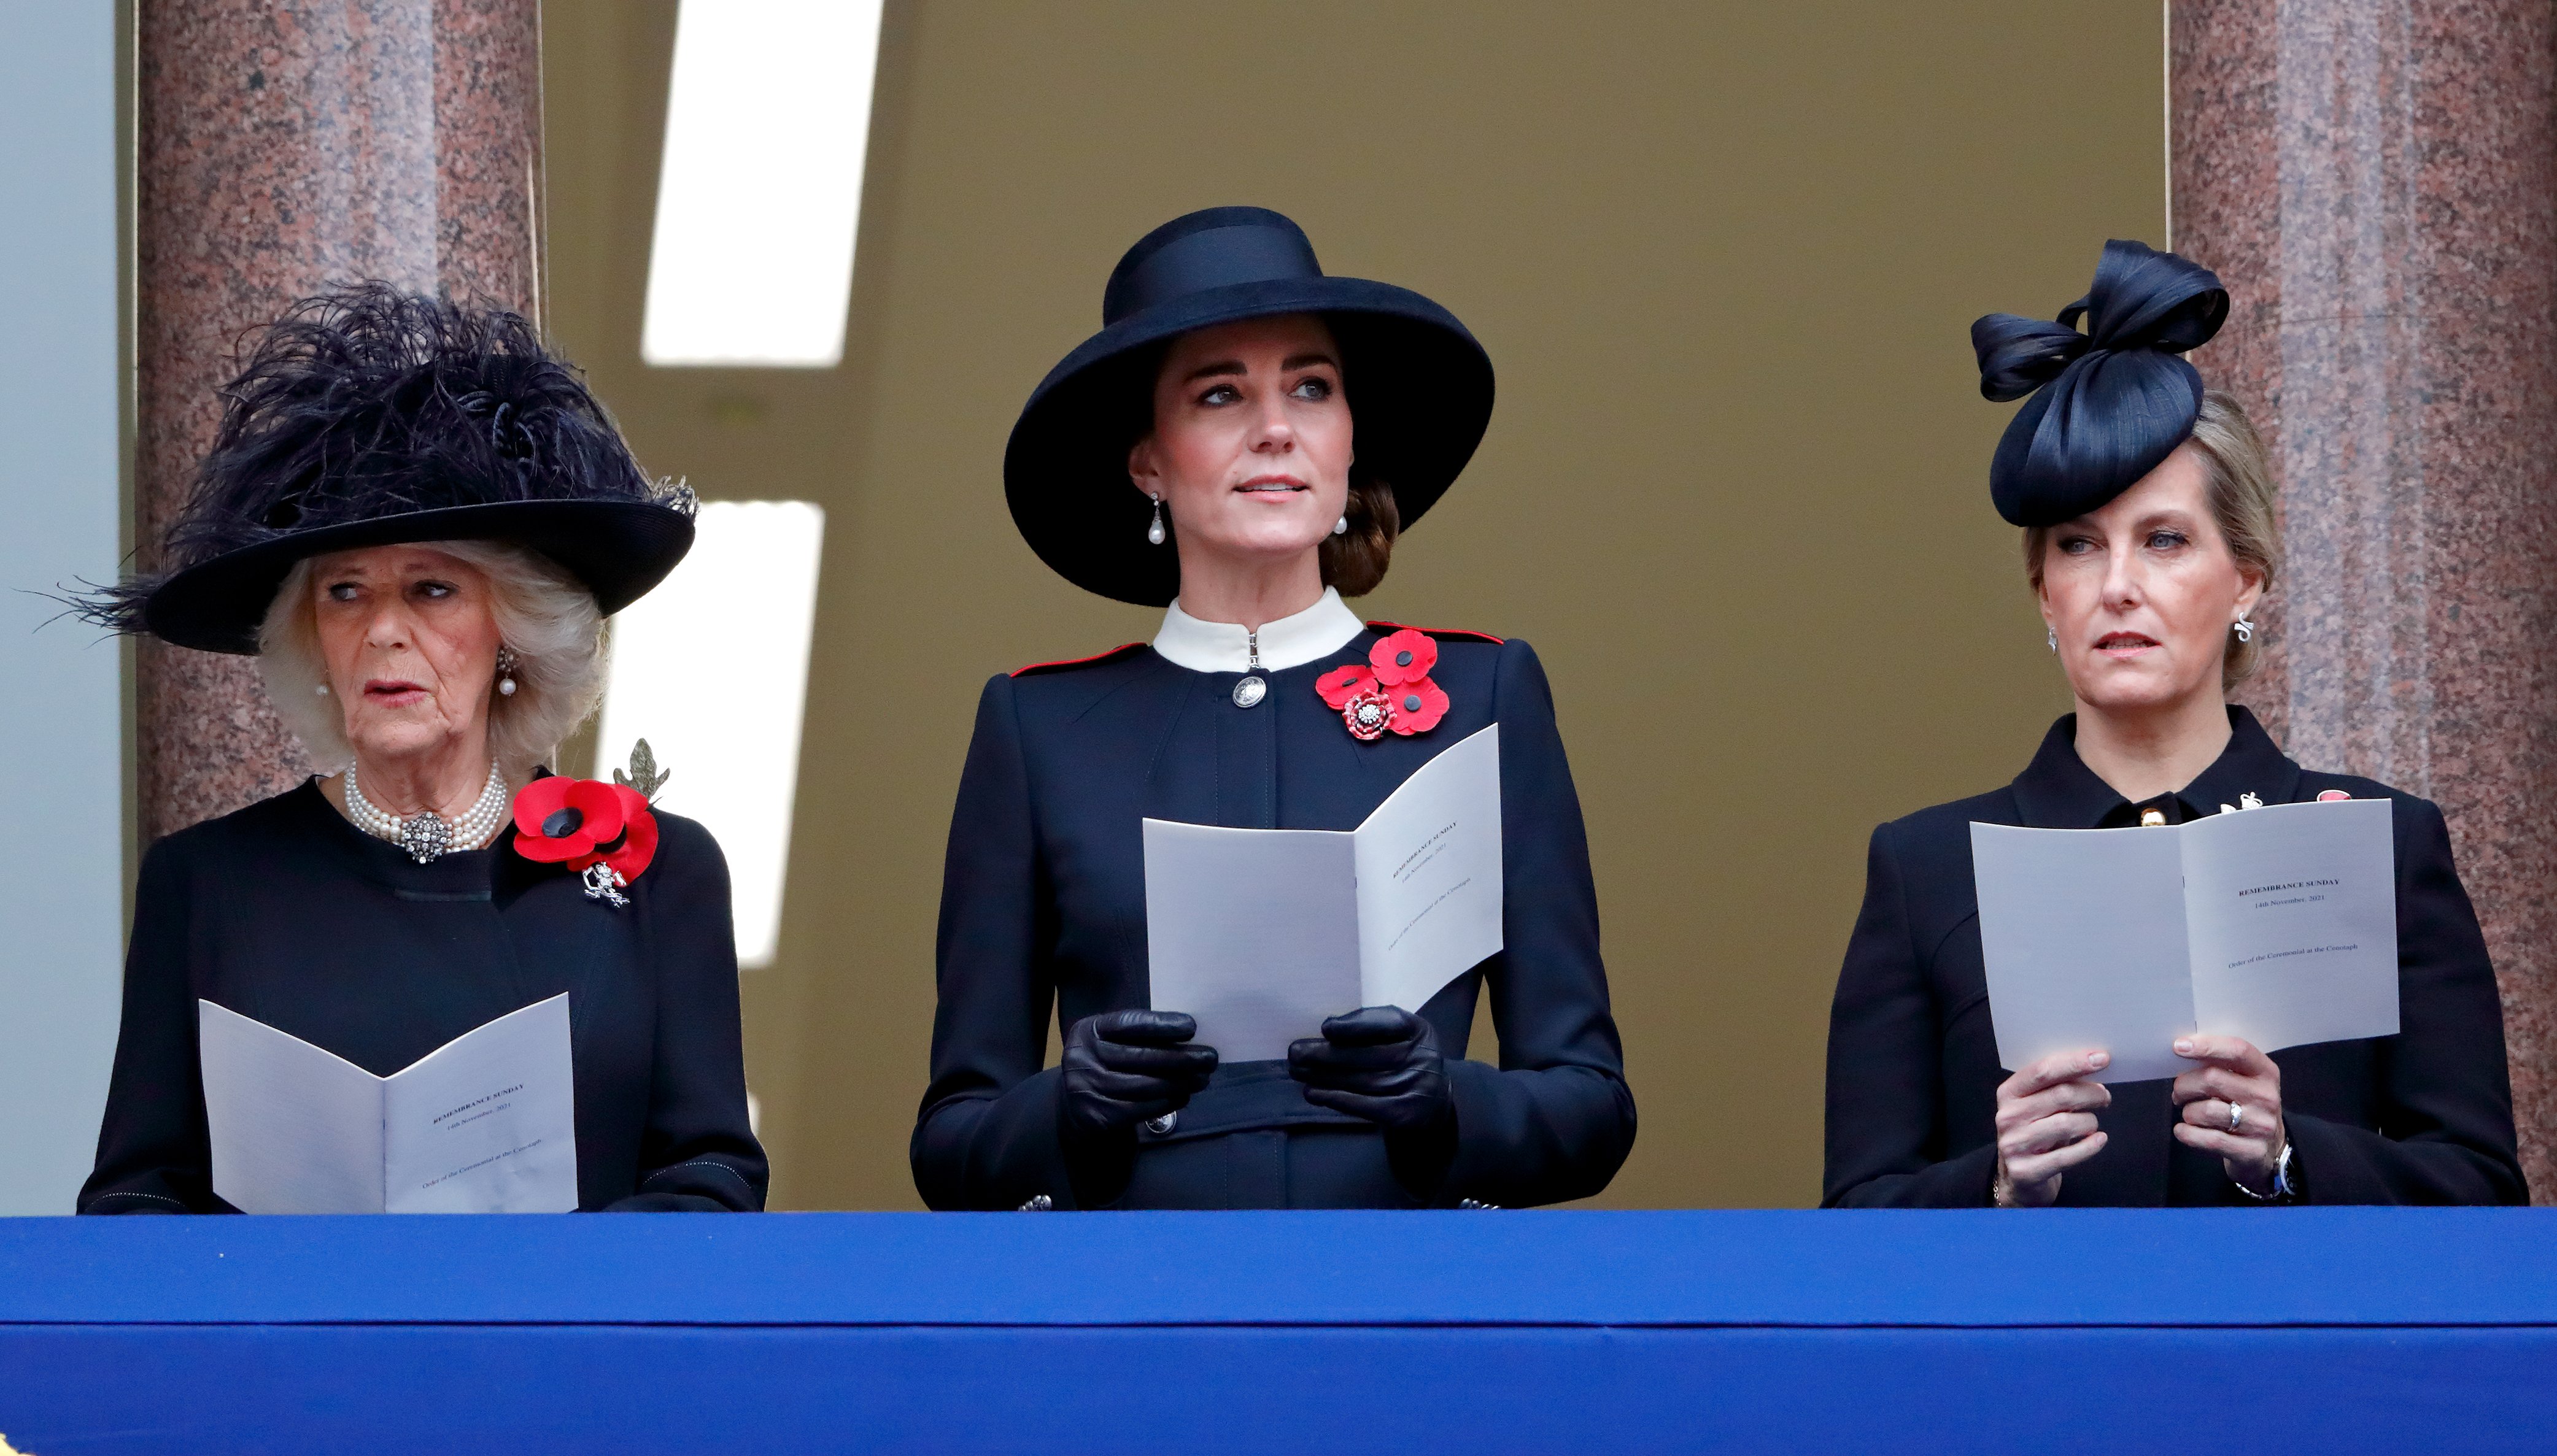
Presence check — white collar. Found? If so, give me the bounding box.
[1152,587,1367,674]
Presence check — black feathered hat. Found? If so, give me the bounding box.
[1972,239,2230,526]
[1004,207,1495,606]
[85,284,694,655]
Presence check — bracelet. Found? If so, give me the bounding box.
[2232,1140,2297,1202]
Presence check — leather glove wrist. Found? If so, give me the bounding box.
[1060,1009,1218,1143]
[1286,1006,1453,1136]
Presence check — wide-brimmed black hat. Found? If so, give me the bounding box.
[1004,207,1495,606]
[85,284,694,655]
[1972,239,2230,527]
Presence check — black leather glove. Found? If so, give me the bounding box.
[1061,1009,1218,1141]
[1288,1006,1452,1135]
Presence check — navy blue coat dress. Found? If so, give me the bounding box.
[915,623,1635,1209]
[81,780,768,1214]
[1824,708,2524,1207]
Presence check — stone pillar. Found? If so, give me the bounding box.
[2172,0,2557,1198]
[135,0,544,841]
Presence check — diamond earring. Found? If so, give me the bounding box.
[495,645,520,697]
[1333,515,1348,536]
[315,682,330,696]
[2047,626,2057,653]
[1147,494,1167,546]
[2233,614,2256,643]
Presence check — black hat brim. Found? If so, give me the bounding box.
[142,498,696,654]
[1005,275,1494,607]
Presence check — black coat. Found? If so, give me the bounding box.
[1824,708,2524,1207]
[915,626,1635,1209]
[80,780,767,1214]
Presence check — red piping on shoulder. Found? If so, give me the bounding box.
[1364,619,1505,645]
[1010,642,1148,677]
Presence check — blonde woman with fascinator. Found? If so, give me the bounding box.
[1823,242,2522,1209]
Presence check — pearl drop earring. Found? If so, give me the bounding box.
[1333,515,1349,536]
[495,645,519,697]
[315,682,330,696]
[1147,494,1167,546]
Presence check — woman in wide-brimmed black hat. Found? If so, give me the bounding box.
[915,207,1634,1211]
[76,285,765,1215]
[1823,240,2522,1209]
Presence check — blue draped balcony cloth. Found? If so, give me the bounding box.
[2,1208,2551,1453]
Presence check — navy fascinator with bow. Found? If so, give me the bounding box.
[1972,239,2230,526]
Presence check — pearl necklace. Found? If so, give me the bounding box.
[344,760,509,864]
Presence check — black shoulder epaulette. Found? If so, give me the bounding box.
[1364,619,1506,645]
[1010,641,1149,677]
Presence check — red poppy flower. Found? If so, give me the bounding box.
[512,777,627,863]
[1384,676,1450,735]
[1317,637,1455,741]
[1317,663,1378,709]
[590,783,660,880]
[512,777,662,882]
[1370,628,1438,687]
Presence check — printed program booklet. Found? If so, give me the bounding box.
[197,993,578,1213]
[1142,723,1504,1061]
[1970,798,2398,1083]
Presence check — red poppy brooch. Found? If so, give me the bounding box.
[1315,628,1451,741]
[511,741,670,907]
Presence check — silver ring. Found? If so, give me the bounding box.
[2227,1101,2245,1133]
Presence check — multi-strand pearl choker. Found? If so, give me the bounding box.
[344,760,509,864]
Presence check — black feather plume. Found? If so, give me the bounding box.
[75,284,687,635]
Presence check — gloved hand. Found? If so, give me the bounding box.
[1287,1006,1452,1134]
[1061,1009,1218,1141]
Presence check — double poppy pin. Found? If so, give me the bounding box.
[1315,628,1451,741]
[510,739,671,907]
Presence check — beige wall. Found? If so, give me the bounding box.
[543,1,2162,1209]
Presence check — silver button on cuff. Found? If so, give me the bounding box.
[1141,1111,1178,1135]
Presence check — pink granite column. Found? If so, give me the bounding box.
[135,0,543,841]
[2173,0,2557,1199]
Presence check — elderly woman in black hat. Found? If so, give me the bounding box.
[1823,241,2523,1208]
[915,207,1634,1210]
[77,286,765,1214]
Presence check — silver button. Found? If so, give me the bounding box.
[1142,1111,1178,1135]
[1230,676,1266,709]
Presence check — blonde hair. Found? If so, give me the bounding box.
[258,540,606,778]
[2025,390,2280,691]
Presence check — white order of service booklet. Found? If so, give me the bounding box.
[1142,723,1504,1061]
[1970,798,2399,1084]
[197,993,579,1214]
